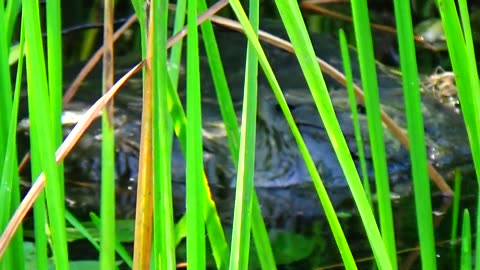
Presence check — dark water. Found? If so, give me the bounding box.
[247,175,478,269]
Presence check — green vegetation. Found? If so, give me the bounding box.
[0,0,479,269]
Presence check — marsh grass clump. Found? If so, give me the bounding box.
[0,0,479,269]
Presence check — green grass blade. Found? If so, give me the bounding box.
[151,0,176,269]
[476,194,480,270]
[197,2,275,268]
[89,213,133,268]
[0,35,24,270]
[4,0,22,44]
[435,2,480,269]
[32,188,48,270]
[276,2,392,268]
[0,0,12,160]
[99,0,116,269]
[46,0,64,155]
[23,0,69,268]
[436,2,480,180]
[169,0,186,88]
[131,2,153,269]
[393,1,436,268]
[130,0,146,57]
[250,194,276,269]
[457,2,480,268]
[228,2,259,269]
[186,0,205,267]
[227,2,369,268]
[349,0,397,266]
[196,6,235,269]
[339,29,372,206]
[451,170,462,245]
[165,46,230,270]
[198,3,240,161]
[65,212,100,250]
[460,209,471,270]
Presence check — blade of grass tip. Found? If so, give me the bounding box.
[100,0,116,269]
[79,11,101,61]
[229,2,259,269]
[24,0,69,268]
[4,0,22,44]
[393,1,436,268]
[450,170,462,245]
[132,15,154,270]
[186,0,206,266]
[349,0,397,266]
[174,216,187,246]
[151,0,176,269]
[227,2,360,268]
[339,29,372,207]
[460,209,471,270]
[130,0,146,57]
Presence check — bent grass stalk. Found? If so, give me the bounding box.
[0,62,144,259]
